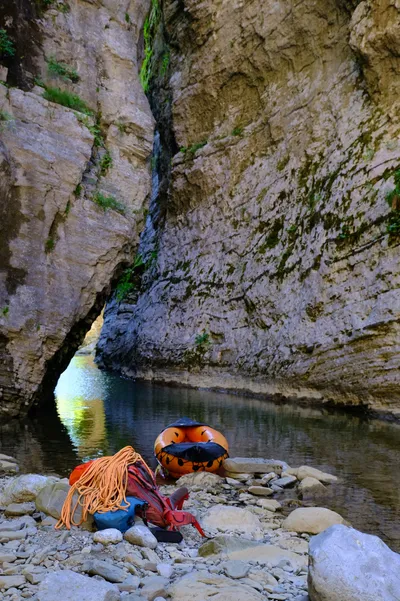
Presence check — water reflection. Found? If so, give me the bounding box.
[0,355,399,551]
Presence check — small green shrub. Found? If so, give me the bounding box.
[47,57,79,83]
[117,121,127,134]
[92,192,125,214]
[43,86,92,114]
[232,126,243,136]
[186,140,207,156]
[76,114,103,146]
[0,30,15,58]
[2,306,9,317]
[195,331,210,346]
[65,200,71,215]
[45,237,55,252]
[0,110,13,123]
[73,183,82,197]
[99,149,113,176]
[125,12,130,23]
[386,170,400,238]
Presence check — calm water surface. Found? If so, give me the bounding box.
[0,355,399,551]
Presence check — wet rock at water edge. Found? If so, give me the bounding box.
[283,507,345,534]
[223,458,289,475]
[295,467,337,484]
[298,477,327,496]
[308,524,400,601]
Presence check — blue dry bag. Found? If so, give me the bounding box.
[93,496,146,533]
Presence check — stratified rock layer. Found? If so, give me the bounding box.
[98,0,400,418]
[0,0,154,418]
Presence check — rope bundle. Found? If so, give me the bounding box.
[56,446,152,529]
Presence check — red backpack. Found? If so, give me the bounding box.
[126,460,205,536]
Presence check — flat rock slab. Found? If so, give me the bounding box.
[82,559,127,583]
[0,460,19,474]
[222,559,250,579]
[223,458,289,475]
[5,502,36,516]
[298,477,327,495]
[248,486,273,497]
[256,499,281,511]
[308,524,400,601]
[177,472,223,488]
[0,574,26,590]
[140,575,168,600]
[273,475,297,488]
[169,570,264,601]
[202,505,263,536]
[38,569,120,601]
[283,507,345,534]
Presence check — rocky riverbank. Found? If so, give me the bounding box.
[0,454,399,601]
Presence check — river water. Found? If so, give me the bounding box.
[0,355,399,551]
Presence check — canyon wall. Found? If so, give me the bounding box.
[98,0,400,419]
[0,0,154,418]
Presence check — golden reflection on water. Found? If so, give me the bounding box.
[55,355,109,461]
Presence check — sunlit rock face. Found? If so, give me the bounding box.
[98,0,400,418]
[0,0,154,418]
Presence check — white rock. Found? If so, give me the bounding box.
[256,499,281,512]
[225,472,252,481]
[273,475,297,487]
[93,529,123,545]
[296,466,337,484]
[140,575,168,601]
[124,524,158,549]
[169,571,264,601]
[308,525,400,601]
[38,570,120,601]
[202,505,263,537]
[157,563,173,578]
[283,507,345,534]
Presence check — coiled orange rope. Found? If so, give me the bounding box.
[56,446,152,529]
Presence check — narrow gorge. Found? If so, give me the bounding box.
[1,0,400,421]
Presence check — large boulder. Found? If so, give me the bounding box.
[169,570,264,601]
[298,477,327,495]
[223,458,289,475]
[35,479,94,530]
[283,507,345,534]
[38,570,120,601]
[308,525,400,601]
[201,505,263,537]
[0,475,56,505]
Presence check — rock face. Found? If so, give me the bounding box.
[308,524,400,601]
[97,0,400,418]
[0,0,153,418]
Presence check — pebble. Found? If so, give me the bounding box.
[248,486,273,497]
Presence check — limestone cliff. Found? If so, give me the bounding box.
[0,0,154,418]
[98,0,400,419]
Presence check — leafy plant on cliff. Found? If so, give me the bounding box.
[47,57,80,83]
[92,192,125,214]
[386,170,400,238]
[195,331,210,347]
[140,0,161,92]
[99,149,113,176]
[43,86,92,115]
[0,30,15,59]
[76,114,104,147]
[115,254,145,301]
[2,306,9,317]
